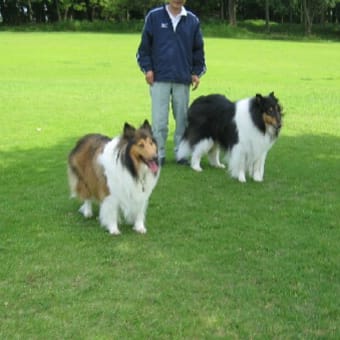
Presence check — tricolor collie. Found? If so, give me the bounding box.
[67,120,160,235]
[177,92,283,182]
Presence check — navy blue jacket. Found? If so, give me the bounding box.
[137,5,206,85]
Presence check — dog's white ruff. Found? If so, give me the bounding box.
[78,137,159,235]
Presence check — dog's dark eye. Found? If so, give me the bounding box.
[138,143,145,148]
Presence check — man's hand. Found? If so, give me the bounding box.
[191,75,200,90]
[145,70,154,85]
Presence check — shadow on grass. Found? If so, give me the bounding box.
[1,133,339,236]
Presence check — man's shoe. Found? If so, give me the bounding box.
[160,158,166,166]
[176,158,189,166]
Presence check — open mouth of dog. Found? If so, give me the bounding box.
[142,157,159,174]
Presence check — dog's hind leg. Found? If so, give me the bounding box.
[79,200,93,218]
[208,144,225,169]
[191,138,214,172]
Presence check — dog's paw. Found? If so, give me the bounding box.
[216,163,226,169]
[82,211,93,218]
[238,173,247,183]
[109,230,121,236]
[191,165,203,172]
[253,175,263,182]
[79,204,93,218]
[133,225,147,234]
[253,170,264,182]
[107,225,121,235]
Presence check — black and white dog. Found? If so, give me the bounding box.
[177,92,283,182]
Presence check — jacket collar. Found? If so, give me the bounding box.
[165,4,187,18]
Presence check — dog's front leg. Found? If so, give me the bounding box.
[133,206,147,234]
[229,146,247,182]
[253,154,266,182]
[133,219,147,234]
[99,196,121,235]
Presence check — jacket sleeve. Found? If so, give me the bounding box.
[136,16,153,73]
[192,24,206,77]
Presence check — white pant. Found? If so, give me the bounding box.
[150,82,190,159]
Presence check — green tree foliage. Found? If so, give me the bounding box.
[0,0,339,33]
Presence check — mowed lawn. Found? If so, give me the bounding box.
[1,32,339,338]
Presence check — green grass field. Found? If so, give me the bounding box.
[1,32,339,338]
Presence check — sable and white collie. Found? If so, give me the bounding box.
[67,120,160,235]
[177,92,283,182]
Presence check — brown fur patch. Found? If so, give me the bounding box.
[68,134,110,202]
[263,113,279,128]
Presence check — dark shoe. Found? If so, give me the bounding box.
[176,158,189,166]
[160,157,166,166]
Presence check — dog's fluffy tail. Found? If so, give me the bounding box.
[67,164,78,198]
[177,139,191,161]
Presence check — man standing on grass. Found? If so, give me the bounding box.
[136,0,206,166]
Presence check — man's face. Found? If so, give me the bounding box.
[169,0,186,11]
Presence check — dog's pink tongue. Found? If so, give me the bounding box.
[149,161,159,174]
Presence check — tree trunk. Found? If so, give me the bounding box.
[302,0,312,35]
[265,0,270,32]
[54,0,61,21]
[228,0,237,26]
[64,8,68,21]
[289,0,293,23]
[220,0,225,20]
[85,0,92,21]
[220,0,228,20]
[27,0,33,22]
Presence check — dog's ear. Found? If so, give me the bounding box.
[256,94,263,103]
[269,91,278,101]
[141,119,152,133]
[123,122,136,139]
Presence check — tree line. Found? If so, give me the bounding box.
[1,0,339,34]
